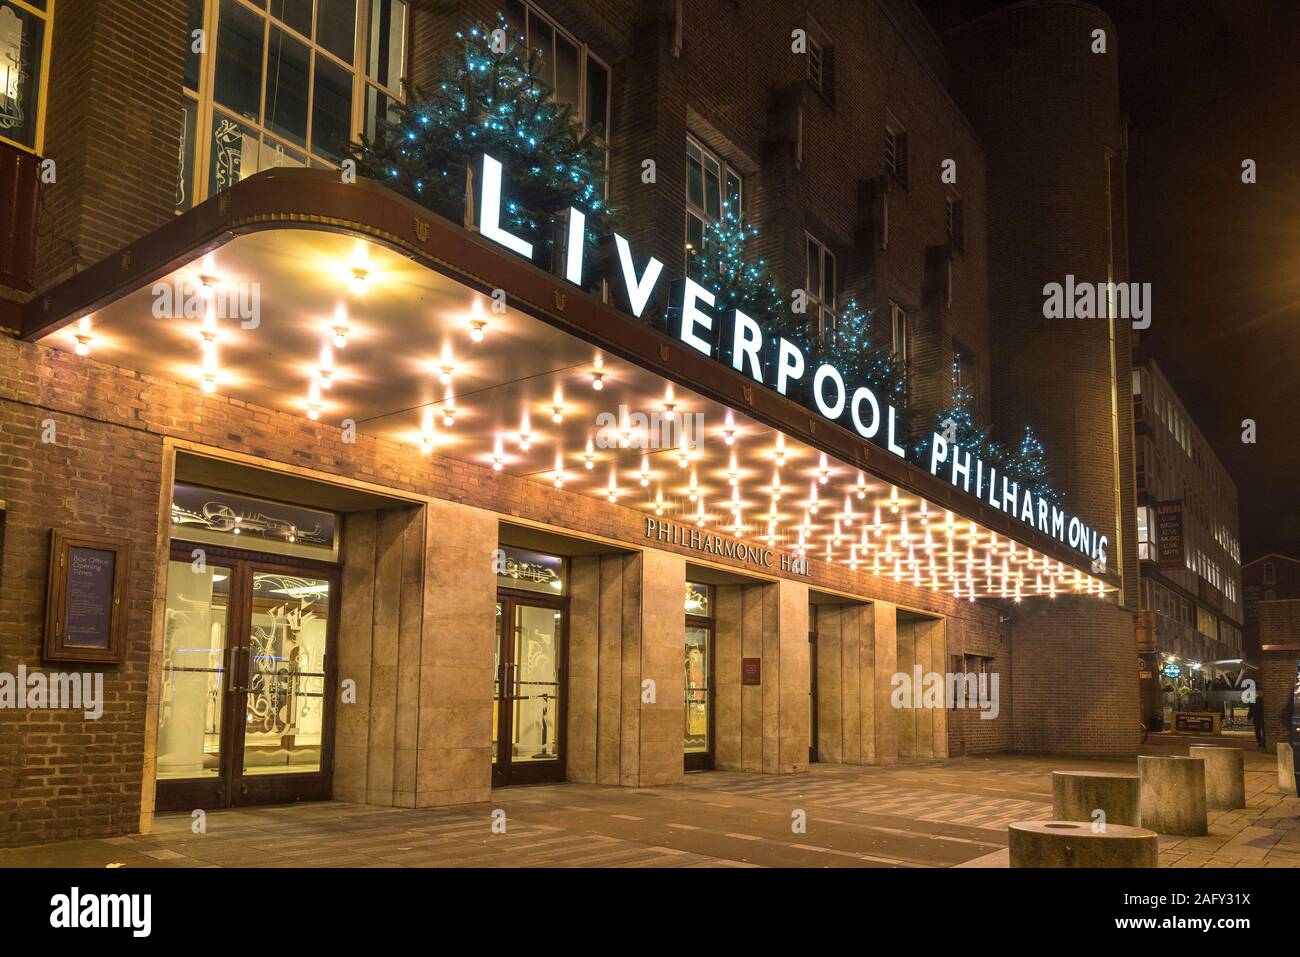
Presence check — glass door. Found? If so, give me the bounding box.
[493,592,567,786]
[235,567,335,805]
[809,621,819,764]
[156,547,338,811]
[156,557,235,809]
[684,621,714,770]
[684,580,715,771]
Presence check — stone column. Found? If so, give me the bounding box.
[630,547,685,786]
[565,556,600,784]
[566,553,647,786]
[868,601,899,766]
[773,577,810,773]
[896,617,948,759]
[415,499,498,807]
[714,578,807,774]
[714,584,743,770]
[334,506,424,807]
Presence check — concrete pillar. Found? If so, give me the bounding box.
[1138,755,1208,836]
[1279,742,1296,792]
[631,548,685,786]
[334,506,424,807]
[868,602,899,766]
[821,602,870,764]
[566,553,650,786]
[566,556,600,784]
[714,579,807,775]
[894,617,947,759]
[714,584,743,770]
[415,499,498,807]
[1051,770,1140,827]
[773,578,809,773]
[1189,746,1246,810]
[1009,821,1158,867]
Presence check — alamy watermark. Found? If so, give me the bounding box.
[0,666,103,719]
[151,277,261,328]
[594,404,705,450]
[891,666,1000,720]
[1042,275,1150,329]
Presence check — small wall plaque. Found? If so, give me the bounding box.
[742,657,761,686]
[43,530,130,664]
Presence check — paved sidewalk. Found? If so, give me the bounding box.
[1,747,1295,868]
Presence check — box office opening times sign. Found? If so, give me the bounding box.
[476,154,1110,571]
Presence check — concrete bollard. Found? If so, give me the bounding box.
[1189,746,1246,810]
[1138,755,1208,836]
[1280,744,1296,792]
[1008,821,1158,868]
[1052,770,1140,827]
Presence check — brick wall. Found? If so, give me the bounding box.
[1010,595,1141,756]
[1258,600,1300,749]
[944,1,1140,611]
[38,0,188,289]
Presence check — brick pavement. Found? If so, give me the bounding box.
[1,747,1294,868]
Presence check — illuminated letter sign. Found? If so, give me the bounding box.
[474,155,1108,571]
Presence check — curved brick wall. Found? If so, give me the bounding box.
[945,2,1140,751]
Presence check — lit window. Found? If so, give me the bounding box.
[0,0,54,153]
[1137,505,1154,561]
[685,136,742,280]
[178,0,409,212]
[805,234,836,339]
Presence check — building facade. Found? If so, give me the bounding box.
[1244,555,1300,749]
[1131,356,1245,730]
[0,0,1140,847]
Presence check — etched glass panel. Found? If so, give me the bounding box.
[157,561,232,779]
[242,572,330,775]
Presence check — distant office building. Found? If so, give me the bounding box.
[1131,356,1245,730]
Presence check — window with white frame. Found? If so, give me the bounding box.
[503,0,610,142]
[805,234,836,338]
[1137,505,1155,561]
[0,0,54,153]
[804,14,833,102]
[178,0,409,213]
[1263,561,1276,584]
[685,136,742,280]
[885,111,907,187]
[890,301,908,363]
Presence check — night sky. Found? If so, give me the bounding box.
[918,0,1300,562]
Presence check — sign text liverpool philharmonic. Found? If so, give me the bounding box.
[477,154,1109,571]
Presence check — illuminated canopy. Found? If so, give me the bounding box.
[23,168,1118,601]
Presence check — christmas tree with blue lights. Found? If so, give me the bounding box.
[691,204,787,321]
[346,14,612,276]
[1010,425,1060,506]
[809,298,907,410]
[914,357,988,460]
